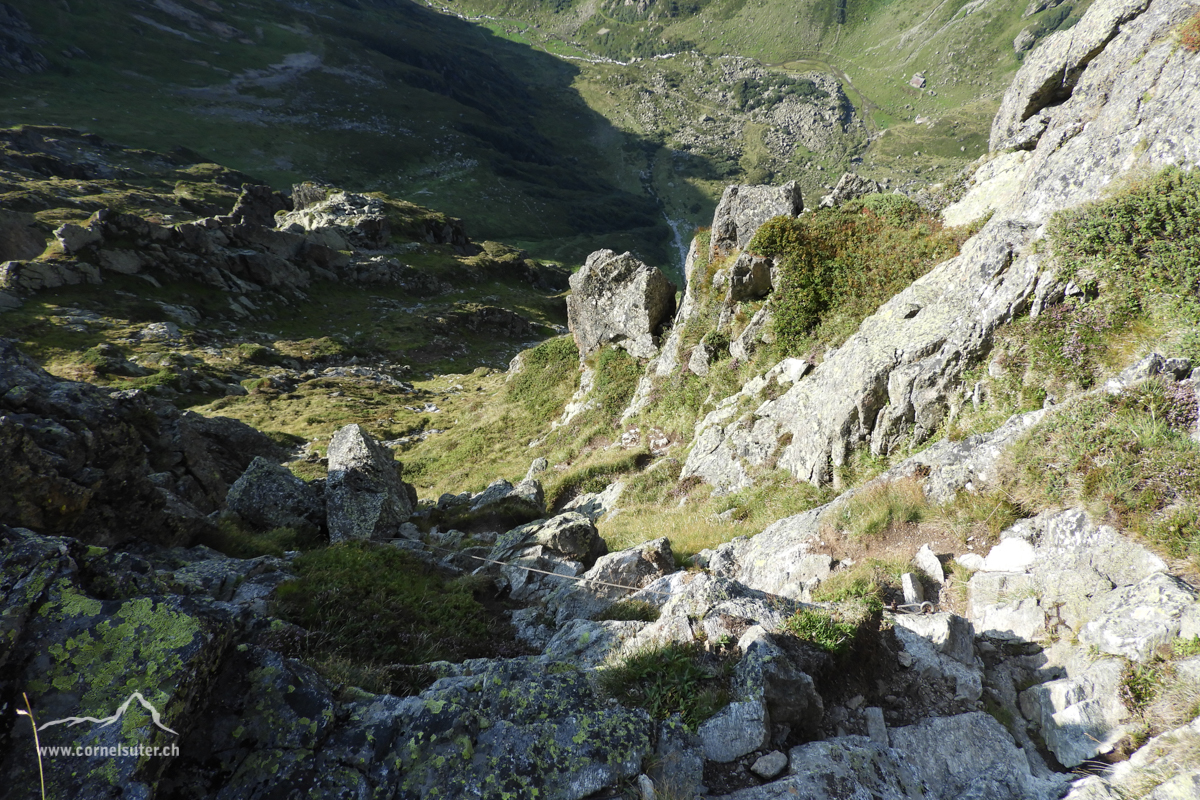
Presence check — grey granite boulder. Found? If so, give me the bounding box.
[325,423,413,542]
[547,536,675,624]
[711,736,923,799]
[567,249,676,359]
[1019,657,1132,767]
[819,173,883,209]
[1079,572,1198,661]
[990,0,1154,150]
[889,712,1068,799]
[467,477,545,523]
[225,456,324,534]
[490,511,608,567]
[710,181,803,260]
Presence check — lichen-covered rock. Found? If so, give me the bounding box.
[394,658,653,799]
[547,537,675,624]
[0,527,236,799]
[225,183,293,227]
[567,249,676,359]
[325,423,414,542]
[560,479,623,521]
[710,181,803,260]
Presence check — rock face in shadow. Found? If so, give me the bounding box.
[0,338,276,547]
[567,249,676,359]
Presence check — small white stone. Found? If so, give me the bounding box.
[982,538,1037,573]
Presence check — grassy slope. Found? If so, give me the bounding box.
[0,0,670,265]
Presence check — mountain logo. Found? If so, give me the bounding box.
[36,692,178,736]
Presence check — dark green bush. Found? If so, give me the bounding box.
[749,195,970,355]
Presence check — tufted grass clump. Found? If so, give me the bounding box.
[824,478,928,538]
[1003,381,1200,562]
[597,642,732,730]
[748,195,974,357]
[596,599,661,622]
[779,608,863,657]
[197,518,322,558]
[275,542,512,693]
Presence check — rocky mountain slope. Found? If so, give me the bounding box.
[3,0,1200,797]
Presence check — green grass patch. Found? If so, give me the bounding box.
[810,558,908,608]
[274,542,513,693]
[197,519,320,559]
[595,599,661,622]
[506,335,581,423]
[824,478,928,538]
[779,607,862,657]
[597,642,732,729]
[592,346,643,418]
[1002,381,1200,563]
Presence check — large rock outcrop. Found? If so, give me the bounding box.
[684,0,1200,492]
[567,249,676,359]
[325,423,415,542]
[710,181,804,260]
